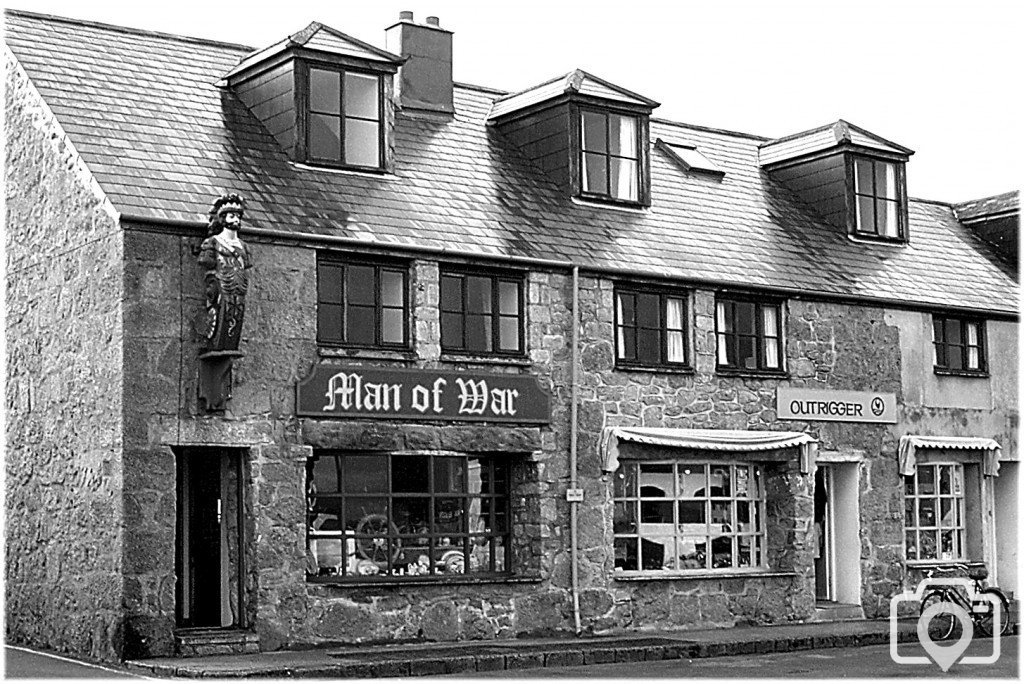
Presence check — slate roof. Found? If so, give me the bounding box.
[4,10,1018,316]
[488,69,659,121]
[954,191,1019,223]
[759,119,914,167]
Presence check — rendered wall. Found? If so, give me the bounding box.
[4,49,126,661]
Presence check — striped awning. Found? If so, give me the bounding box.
[898,435,1002,477]
[600,428,817,474]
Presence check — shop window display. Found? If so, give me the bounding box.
[613,461,766,573]
[306,453,511,580]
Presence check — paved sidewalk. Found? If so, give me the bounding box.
[126,619,923,678]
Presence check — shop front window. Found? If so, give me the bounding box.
[306,452,511,581]
[904,463,966,561]
[613,461,766,573]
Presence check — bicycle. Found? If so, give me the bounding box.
[919,563,1012,639]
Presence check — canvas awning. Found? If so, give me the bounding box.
[898,435,1002,477]
[600,427,818,474]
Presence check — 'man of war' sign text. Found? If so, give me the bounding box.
[296,365,551,423]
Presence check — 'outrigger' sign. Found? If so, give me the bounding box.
[296,365,551,423]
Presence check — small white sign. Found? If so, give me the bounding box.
[566,488,584,502]
[777,388,897,424]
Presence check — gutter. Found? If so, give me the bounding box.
[119,214,1020,322]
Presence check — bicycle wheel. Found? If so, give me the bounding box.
[975,588,1011,637]
[920,590,957,640]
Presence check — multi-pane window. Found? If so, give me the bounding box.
[613,462,766,573]
[853,158,902,238]
[580,109,640,202]
[715,298,783,372]
[317,256,408,348]
[306,453,511,580]
[904,464,965,561]
[615,287,688,367]
[933,315,986,373]
[440,270,524,355]
[306,66,382,168]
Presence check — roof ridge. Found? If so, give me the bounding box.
[3,8,254,53]
[454,81,509,96]
[650,117,770,142]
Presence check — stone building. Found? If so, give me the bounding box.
[4,9,1018,662]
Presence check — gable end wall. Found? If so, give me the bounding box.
[4,47,126,661]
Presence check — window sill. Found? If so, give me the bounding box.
[906,560,983,569]
[319,347,418,362]
[613,569,796,582]
[848,232,907,246]
[440,353,532,367]
[307,573,542,588]
[571,196,648,214]
[933,368,989,379]
[291,161,391,177]
[615,364,694,375]
[715,368,788,379]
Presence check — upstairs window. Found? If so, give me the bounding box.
[579,109,640,203]
[932,315,986,374]
[317,255,408,348]
[440,269,525,356]
[615,286,689,368]
[304,65,382,169]
[851,157,904,239]
[716,297,783,373]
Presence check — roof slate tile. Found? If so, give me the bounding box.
[5,10,1017,315]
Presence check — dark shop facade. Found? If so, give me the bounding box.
[4,9,1018,661]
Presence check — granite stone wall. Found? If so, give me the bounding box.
[117,229,999,652]
[4,52,126,661]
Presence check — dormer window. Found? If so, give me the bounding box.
[851,157,904,239]
[488,70,657,207]
[304,65,383,169]
[760,121,913,243]
[221,21,402,173]
[580,109,640,203]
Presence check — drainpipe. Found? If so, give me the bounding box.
[569,266,582,634]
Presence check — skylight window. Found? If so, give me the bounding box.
[656,139,723,176]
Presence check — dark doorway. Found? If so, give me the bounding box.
[176,448,245,629]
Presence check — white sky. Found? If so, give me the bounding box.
[6,0,1022,202]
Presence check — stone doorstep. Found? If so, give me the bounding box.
[129,622,925,678]
[174,629,259,657]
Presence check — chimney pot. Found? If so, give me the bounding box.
[399,10,414,21]
[425,16,440,26]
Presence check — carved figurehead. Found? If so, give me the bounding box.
[198,193,252,352]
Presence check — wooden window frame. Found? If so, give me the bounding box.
[845,155,909,242]
[903,463,966,562]
[316,254,410,350]
[932,314,988,376]
[306,452,512,583]
[614,284,690,370]
[439,268,526,358]
[572,103,650,207]
[714,296,785,375]
[613,461,767,575]
[296,61,385,171]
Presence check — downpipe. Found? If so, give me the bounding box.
[570,266,582,635]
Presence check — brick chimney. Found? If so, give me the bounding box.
[385,11,453,117]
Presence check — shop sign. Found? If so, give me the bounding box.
[296,365,551,423]
[777,388,897,424]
